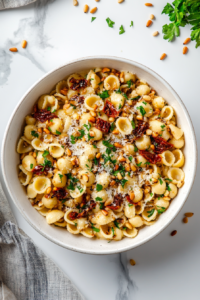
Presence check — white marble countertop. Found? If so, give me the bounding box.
[0,0,200,299]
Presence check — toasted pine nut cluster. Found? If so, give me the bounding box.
[17,67,185,240]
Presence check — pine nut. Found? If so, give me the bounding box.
[184,212,194,218]
[44,128,50,134]
[46,187,52,194]
[183,217,188,223]
[150,144,155,150]
[102,210,108,216]
[152,132,158,138]
[149,14,154,20]
[90,7,97,13]
[73,0,78,6]
[114,142,123,148]
[102,68,110,73]
[114,165,119,171]
[143,95,151,101]
[109,117,115,122]
[164,190,169,197]
[83,4,89,12]
[177,181,184,188]
[146,20,152,27]
[118,0,124,3]
[125,222,133,230]
[171,230,177,236]
[160,53,167,60]
[82,174,89,182]
[129,192,135,201]
[110,180,116,186]
[117,173,122,180]
[89,130,95,137]
[118,156,126,162]
[67,148,72,156]
[90,111,96,117]
[21,40,27,48]
[183,37,190,45]
[96,153,101,159]
[131,164,136,172]
[183,46,188,54]
[152,31,159,36]
[38,128,43,133]
[63,103,70,110]
[9,47,18,52]
[136,115,143,120]
[33,152,36,158]
[146,129,152,135]
[112,129,119,135]
[130,259,136,266]
[125,163,130,172]
[88,116,96,123]
[95,0,100,1]
[93,104,98,111]
[60,89,68,96]
[145,3,153,6]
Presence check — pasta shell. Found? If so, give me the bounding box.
[167,167,185,184]
[18,165,32,186]
[27,183,37,198]
[100,224,114,240]
[110,92,125,110]
[172,149,184,167]
[57,157,73,173]
[84,95,104,111]
[67,223,80,235]
[116,117,132,135]
[49,143,65,158]
[70,185,86,198]
[104,75,120,90]
[17,138,33,154]
[64,209,79,225]
[42,196,57,209]
[160,151,175,166]
[22,155,36,172]
[123,227,138,238]
[38,207,49,217]
[54,221,67,227]
[142,208,158,221]
[31,138,49,151]
[56,80,68,94]
[129,216,144,228]
[24,125,38,141]
[46,210,64,224]
[52,171,67,188]
[91,210,115,226]
[161,106,174,120]
[32,176,51,194]
[81,228,95,238]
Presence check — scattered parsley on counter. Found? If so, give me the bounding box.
[119,25,125,35]
[106,17,115,28]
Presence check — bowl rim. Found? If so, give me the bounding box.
[1,56,198,255]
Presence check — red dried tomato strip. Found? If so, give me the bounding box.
[69,212,78,220]
[151,136,174,154]
[69,78,88,90]
[33,109,58,123]
[107,194,123,210]
[133,121,149,140]
[103,101,119,118]
[51,188,69,200]
[95,118,111,133]
[32,165,52,176]
[126,195,134,205]
[139,150,161,164]
[69,201,96,219]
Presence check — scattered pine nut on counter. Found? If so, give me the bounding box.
[183,217,188,223]
[9,47,18,52]
[146,20,152,27]
[21,40,27,49]
[171,230,177,236]
[183,46,188,54]
[73,0,78,6]
[118,0,124,3]
[83,4,89,13]
[160,53,166,60]
[145,3,153,6]
[185,212,194,217]
[149,14,154,20]
[152,31,159,36]
[130,259,136,266]
[183,38,191,45]
[90,7,97,14]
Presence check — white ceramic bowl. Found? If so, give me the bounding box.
[1,57,197,254]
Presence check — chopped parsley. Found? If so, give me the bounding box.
[92,226,100,232]
[70,135,76,144]
[102,140,116,151]
[96,184,103,192]
[48,127,52,132]
[74,222,77,226]
[115,88,122,94]
[70,103,76,109]
[131,96,140,100]
[136,162,142,167]
[98,90,110,99]
[165,178,172,182]
[137,106,146,116]
[95,197,103,202]
[161,124,165,131]
[91,17,96,22]
[123,93,128,100]
[61,145,64,149]
[142,101,147,105]
[167,184,171,191]
[110,122,116,132]
[56,130,61,135]
[158,178,163,185]
[99,203,104,210]
[130,20,133,27]
[120,179,128,188]
[86,164,92,172]
[144,161,150,166]
[30,164,33,169]
[70,129,85,144]
[67,174,79,191]
[106,17,115,28]
[111,227,115,236]
[119,25,125,34]
[157,206,166,214]
[58,174,63,182]
[128,156,133,162]
[77,186,83,193]
[131,120,136,129]
[31,130,39,138]
[41,158,52,170]
[94,157,98,165]
[42,150,49,157]
[93,144,97,148]
[128,203,133,207]
[150,192,154,197]
[134,146,138,152]
[47,106,51,111]
[83,123,91,131]
[147,208,155,218]
[119,104,122,109]
[114,220,120,229]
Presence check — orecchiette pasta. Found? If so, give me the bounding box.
[17,68,185,241]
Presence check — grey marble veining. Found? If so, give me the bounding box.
[0,48,12,86]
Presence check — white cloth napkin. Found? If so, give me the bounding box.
[0,182,85,300]
[0,0,36,10]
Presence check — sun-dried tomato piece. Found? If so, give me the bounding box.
[33,109,58,123]
[69,212,78,220]
[151,136,174,154]
[139,150,161,164]
[32,165,53,176]
[107,194,123,210]
[133,121,149,140]
[103,100,119,118]
[77,200,96,218]
[126,195,134,205]
[95,118,111,133]
[51,188,69,200]
[69,78,88,90]
[70,95,85,104]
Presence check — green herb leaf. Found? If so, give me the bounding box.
[96,184,103,192]
[111,227,115,236]
[106,17,115,28]
[131,120,135,129]
[102,140,116,151]
[123,93,128,100]
[30,164,33,169]
[99,203,104,210]
[147,208,155,218]
[121,179,128,188]
[92,226,100,232]
[136,162,142,167]
[131,96,140,100]
[31,130,39,138]
[42,150,49,157]
[58,174,63,182]
[98,90,110,99]
[128,156,133,162]
[134,146,138,152]
[70,135,76,144]
[142,101,147,105]
[119,25,125,34]
[130,20,133,27]
[95,197,103,202]
[47,106,51,111]
[167,184,171,191]
[115,88,122,94]
[93,144,97,148]
[128,203,133,207]
[91,17,96,22]
[114,220,120,229]
[83,123,91,131]
[110,122,116,132]
[119,104,122,109]
[165,178,172,182]
[157,206,166,214]
[158,178,163,185]
[56,130,61,135]
[137,106,146,116]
